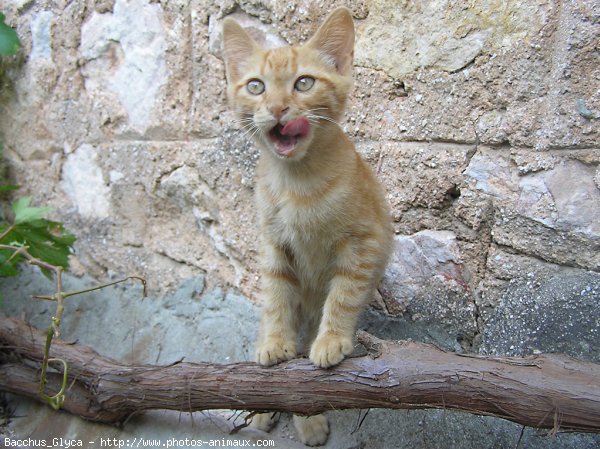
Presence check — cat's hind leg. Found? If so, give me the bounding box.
[293,414,329,446]
[249,412,280,433]
[290,297,329,446]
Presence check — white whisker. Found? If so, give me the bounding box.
[232,115,267,141]
[306,112,341,128]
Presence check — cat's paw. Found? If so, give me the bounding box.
[256,338,296,366]
[309,333,353,368]
[249,412,279,432]
[293,414,329,446]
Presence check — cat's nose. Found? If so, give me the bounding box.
[270,105,290,121]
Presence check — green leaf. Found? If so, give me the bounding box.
[1,201,76,279]
[0,249,21,276]
[11,220,75,274]
[0,12,20,56]
[12,197,53,224]
[14,222,74,264]
[0,184,19,192]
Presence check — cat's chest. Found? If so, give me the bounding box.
[266,188,344,241]
[273,203,336,286]
[256,167,351,269]
[261,173,346,228]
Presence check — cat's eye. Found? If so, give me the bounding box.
[246,79,265,95]
[294,76,315,92]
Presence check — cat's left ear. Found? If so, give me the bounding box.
[222,18,260,83]
[306,7,355,76]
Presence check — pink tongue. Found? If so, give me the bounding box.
[281,117,310,138]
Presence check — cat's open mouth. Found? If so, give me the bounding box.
[268,117,310,157]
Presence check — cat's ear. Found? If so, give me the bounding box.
[306,7,354,76]
[222,18,259,83]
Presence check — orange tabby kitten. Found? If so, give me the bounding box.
[223,7,393,446]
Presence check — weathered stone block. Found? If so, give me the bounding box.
[481,270,600,363]
[379,231,477,344]
[80,0,169,135]
[355,1,550,77]
[61,144,111,219]
[461,147,600,271]
[368,141,473,224]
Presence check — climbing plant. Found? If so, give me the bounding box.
[0,13,145,410]
[0,15,71,287]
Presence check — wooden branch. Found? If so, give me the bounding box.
[1,316,599,433]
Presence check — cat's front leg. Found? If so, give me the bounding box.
[309,330,354,368]
[256,328,297,366]
[255,242,300,366]
[310,237,383,368]
[309,294,358,368]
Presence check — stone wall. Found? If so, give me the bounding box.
[1,0,600,447]
[1,0,599,389]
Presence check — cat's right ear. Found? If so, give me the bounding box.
[222,18,258,83]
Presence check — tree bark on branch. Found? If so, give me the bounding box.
[1,315,599,433]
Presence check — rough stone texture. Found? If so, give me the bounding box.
[481,270,600,363]
[2,270,599,449]
[0,0,599,447]
[61,143,111,219]
[1,269,257,365]
[79,0,168,135]
[378,231,477,351]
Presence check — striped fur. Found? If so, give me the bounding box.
[223,8,393,445]
[223,6,392,369]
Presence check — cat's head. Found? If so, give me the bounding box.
[222,7,354,161]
